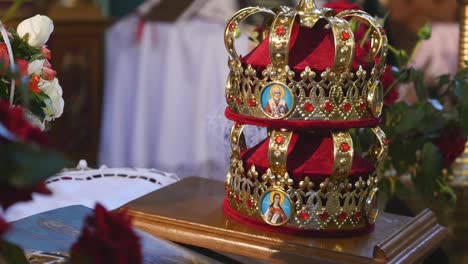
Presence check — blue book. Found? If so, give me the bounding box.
[4,205,222,263]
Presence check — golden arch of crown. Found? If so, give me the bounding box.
[224,0,388,125]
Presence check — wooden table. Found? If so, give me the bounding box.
[121,177,447,264]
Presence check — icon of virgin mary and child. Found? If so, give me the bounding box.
[263,84,289,118]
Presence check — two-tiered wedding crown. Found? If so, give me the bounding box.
[223,0,389,234]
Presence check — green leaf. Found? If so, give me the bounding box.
[461,100,468,135]
[0,142,66,188]
[413,142,443,196]
[29,53,45,63]
[436,178,456,207]
[0,241,28,264]
[408,69,426,100]
[456,77,468,135]
[437,74,451,88]
[417,23,432,40]
[393,103,425,134]
[388,45,410,67]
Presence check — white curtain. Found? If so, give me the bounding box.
[99,14,257,181]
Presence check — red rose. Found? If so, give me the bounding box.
[0,217,8,237]
[0,217,8,249]
[15,59,28,77]
[0,183,51,210]
[0,100,49,145]
[381,65,399,105]
[324,0,361,13]
[70,204,142,264]
[0,43,10,71]
[434,128,467,168]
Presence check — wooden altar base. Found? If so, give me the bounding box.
[121,177,447,264]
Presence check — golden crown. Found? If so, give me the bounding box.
[223,0,389,234]
[224,0,388,123]
[225,125,388,231]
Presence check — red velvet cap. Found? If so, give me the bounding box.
[240,132,374,187]
[241,20,374,74]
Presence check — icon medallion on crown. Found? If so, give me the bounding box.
[223,0,389,235]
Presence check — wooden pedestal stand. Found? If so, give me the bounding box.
[121,177,447,264]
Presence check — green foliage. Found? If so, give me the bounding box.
[5,29,41,61]
[364,21,466,211]
[417,24,432,40]
[415,142,443,195]
[0,241,28,264]
[0,141,66,188]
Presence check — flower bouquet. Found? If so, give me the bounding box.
[0,12,64,130]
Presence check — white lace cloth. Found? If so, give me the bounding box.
[2,161,179,222]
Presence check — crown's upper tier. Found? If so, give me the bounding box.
[224,0,388,129]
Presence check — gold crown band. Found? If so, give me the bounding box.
[337,10,388,69]
[269,10,297,70]
[230,123,246,160]
[225,7,275,61]
[331,131,354,182]
[268,130,293,175]
[370,126,388,170]
[226,64,383,121]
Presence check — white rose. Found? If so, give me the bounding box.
[17,15,54,48]
[39,78,64,120]
[28,59,45,75]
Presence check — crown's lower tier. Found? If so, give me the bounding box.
[226,161,379,232]
[225,123,388,233]
[223,197,375,236]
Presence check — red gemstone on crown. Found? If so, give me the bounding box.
[299,211,310,221]
[340,142,350,152]
[228,23,236,32]
[235,195,240,203]
[248,98,257,107]
[341,31,350,41]
[275,135,285,145]
[320,211,329,221]
[343,102,352,112]
[275,26,286,36]
[354,212,362,221]
[234,123,241,129]
[324,101,333,112]
[359,100,367,110]
[339,212,347,222]
[247,200,253,208]
[384,138,389,145]
[303,102,314,112]
[236,97,243,105]
[226,94,233,101]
